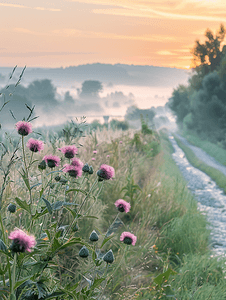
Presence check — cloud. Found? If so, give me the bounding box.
[157,51,176,55]
[67,0,226,22]
[0,51,96,57]
[52,28,175,42]
[0,3,27,8]
[34,7,61,12]
[0,2,61,12]
[92,7,226,22]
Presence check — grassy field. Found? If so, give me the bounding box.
[1,121,226,299]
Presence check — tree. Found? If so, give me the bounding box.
[191,24,226,77]
[168,85,191,125]
[79,80,103,99]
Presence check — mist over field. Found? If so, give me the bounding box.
[0,64,189,129]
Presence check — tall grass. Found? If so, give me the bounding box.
[1,115,226,299]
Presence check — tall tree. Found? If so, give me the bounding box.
[191,24,226,76]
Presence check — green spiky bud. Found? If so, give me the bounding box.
[79,246,89,258]
[38,160,46,170]
[82,163,90,173]
[89,166,94,174]
[7,203,16,213]
[55,175,61,181]
[103,249,114,264]
[89,230,98,242]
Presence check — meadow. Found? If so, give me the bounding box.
[1,107,226,299]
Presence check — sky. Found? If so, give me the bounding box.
[0,0,225,69]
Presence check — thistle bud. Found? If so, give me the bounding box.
[7,203,16,213]
[55,175,61,181]
[82,163,90,173]
[79,246,89,258]
[38,160,46,170]
[89,166,94,174]
[89,230,98,242]
[103,249,114,264]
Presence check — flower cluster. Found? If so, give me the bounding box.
[9,229,36,253]
[97,164,115,180]
[120,232,137,246]
[43,155,61,168]
[27,138,44,153]
[16,121,32,136]
[58,145,78,159]
[63,164,82,178]
[115,199,131,213]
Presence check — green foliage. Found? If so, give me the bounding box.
[191,24,226,76]
[125,105,155,122]
[110,119,129,131]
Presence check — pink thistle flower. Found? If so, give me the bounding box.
[119,141,123,144]
[63,164,82,178]
[115,199,131,213]
[8,229,36,253]
[106,155,110,158]
[15,121,32,136]
[97,164,115,180]
[43,155,60,168]
[71,157,84,168]
[58,145,78,159]
[120,232,137,246]
[93,150,97,154]
[92,158,96,161]
[26,138,44,153]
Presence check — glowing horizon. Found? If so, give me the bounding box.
[0,0,225,69]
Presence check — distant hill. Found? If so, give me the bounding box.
[0,63,190,88]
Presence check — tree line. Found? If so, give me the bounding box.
[169,24,226,148]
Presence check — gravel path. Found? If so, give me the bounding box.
[169,135,226,256]
[174,133,226,176]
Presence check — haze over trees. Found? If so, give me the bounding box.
[169,23,226,148]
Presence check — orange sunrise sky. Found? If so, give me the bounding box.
[0,0,225,69]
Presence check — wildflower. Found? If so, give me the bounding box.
[26,138,44,153]
[93,150,97,154]
[7,203,16,213]
[106,155,110,158]
[71,157,83,168]
[103,249,114,264]
[15,121,32,136]
[82,163,90,173]
[119,141,122,144]
[115,199,131,213]
[97,164,115,180]
[92,158,96,161]
[89,230,99,242]
[120,231,137,246]
[38,160,46,170]
[9,229,36,253]
[79,246,89,258]
[43,155,60,168]
[63,164,82,178]
[58,145,78,159]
